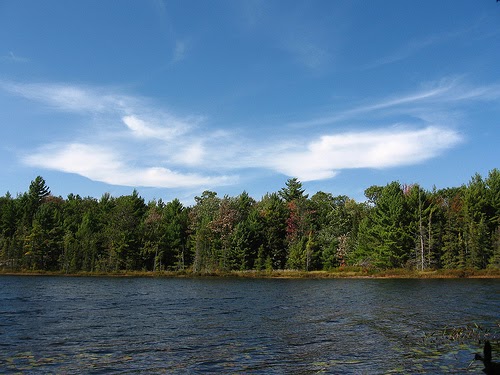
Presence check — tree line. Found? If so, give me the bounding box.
[0,171,499,273]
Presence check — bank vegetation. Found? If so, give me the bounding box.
[1,170,500,276]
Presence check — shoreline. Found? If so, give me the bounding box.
[1,268,500,279]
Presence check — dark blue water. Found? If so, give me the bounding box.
[0,276,499,374]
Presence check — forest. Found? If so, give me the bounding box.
[0,170,499,274]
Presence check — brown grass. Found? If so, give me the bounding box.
[1,267,499,279]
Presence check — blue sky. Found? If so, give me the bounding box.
[1,1,499,204]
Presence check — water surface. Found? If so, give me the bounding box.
[0,276,499,373]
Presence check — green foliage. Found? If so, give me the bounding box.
[1,171,499,273]
[287,236,308,270]
[190,191,220,273]
[485,169,500,226]
[356,182,413,268]
[230,204,263,270]
[29,176,51,203]
[279,178,308,202]
[364,185,384,205]
[259,193,288,269]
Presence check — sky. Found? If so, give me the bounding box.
[1,1,499,204]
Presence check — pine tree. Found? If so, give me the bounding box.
[357,182,412,268]
[279,178,308,202]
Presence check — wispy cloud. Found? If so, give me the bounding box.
[172,39,188,64]
[172,142,205,166]
[233,2,333,71]
[364,28,466,70]
[0,80,203,126]
[2,78,481,190]
[23,143,234,189]
[267,126,462,181]
[122,115,192,141]
[1,80,231,189]
[283,36,330,70]
[290,77,500,128]
[238,0,268,28]
[0,51,29,63]
[0,81,128,113]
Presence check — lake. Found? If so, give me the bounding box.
[0,276,499,374]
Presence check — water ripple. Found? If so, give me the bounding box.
[0,276,499,373]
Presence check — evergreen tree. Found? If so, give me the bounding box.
[463,175,491,268]
[25,196,64,270]
[356,182,412,268]
[1,171,499,273]
[279,178,308,202]
[103,190,146,271]
[162,199,189,270]
[29,176,51,203]
[190,191,220,273]
[258,193,287,269]
[143,201,164,271]
[439,187,466,269]
[485,169,500,268]
[23,176,51,226]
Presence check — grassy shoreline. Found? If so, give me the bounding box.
[1,268,500,279]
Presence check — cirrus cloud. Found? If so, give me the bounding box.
[1,78,475,191]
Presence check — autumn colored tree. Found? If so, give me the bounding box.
[1,171,499,273]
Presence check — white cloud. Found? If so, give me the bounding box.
[122,115,187,140]
[2,78,477,190]
[2,81,226,189]
[172,142,205,166]
[23,143,234,189]
[23,143,123,182]
[0,81,128,113]
[267,126,462,181]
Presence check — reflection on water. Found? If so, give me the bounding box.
[0,276,499,374]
